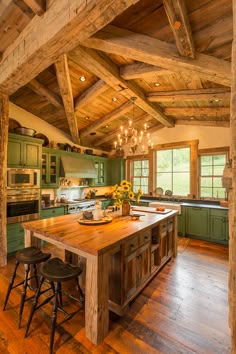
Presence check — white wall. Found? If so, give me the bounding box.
[150,125,230,149]
[9,102,107,155]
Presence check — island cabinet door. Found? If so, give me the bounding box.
[124,251,137,300]
[136,242,151,286]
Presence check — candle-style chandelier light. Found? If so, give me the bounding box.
[114,97,153,154]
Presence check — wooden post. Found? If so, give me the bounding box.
[229,2,236,352]
[0,93,9,267]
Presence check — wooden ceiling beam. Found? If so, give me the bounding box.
[0,0,140,95]
[55,54,79,144]
[74,80,108,112]
[120,63,168,80]
[70,46,174,127]
[175,120,230,127]
[80,100,133,138]
[164,107,230,116]
[147,88,231,102]
[83,25,231,87]
[22,0,46,16]
[27,78,63,107]
[162,0,195,58]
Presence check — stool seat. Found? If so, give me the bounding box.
[40,257,82,282]
[16,246,51,264]
[3,246,51,329]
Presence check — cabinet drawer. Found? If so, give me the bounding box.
[210,209,228,217]
[167,219,174,232]
[159,221,167,236]
[124,236,139,256]
[139,229,151,245]
[40,207,65,219]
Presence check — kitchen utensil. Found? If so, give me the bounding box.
[60,194,68,203]
[35,133,49,147]
[14,127,36,137]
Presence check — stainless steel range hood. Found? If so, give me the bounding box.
[60,156,97,178]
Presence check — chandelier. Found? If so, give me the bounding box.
[114,97,153,154]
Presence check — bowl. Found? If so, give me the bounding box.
[14,127,36,137]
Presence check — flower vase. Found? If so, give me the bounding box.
[122,200,130,216]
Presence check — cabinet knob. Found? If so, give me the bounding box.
[144,235,148,239]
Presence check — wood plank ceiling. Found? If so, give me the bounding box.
[0,0,232,151]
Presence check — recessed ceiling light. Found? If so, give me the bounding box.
[112,97,118,102]
[214,99,220,102]
[105,125,109,128]
[84,116,89,120]
[190,117,194,120]
[80,76,86,82]
[90,132,96,136]
[154,82,160,87]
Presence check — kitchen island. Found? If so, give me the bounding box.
[22,210,178,345]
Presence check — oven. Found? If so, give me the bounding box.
[7,189,40,224]
[7,168,40,189]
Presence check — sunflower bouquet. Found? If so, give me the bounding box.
[112,179,143,208]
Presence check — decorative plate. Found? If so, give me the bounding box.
[165,190,173,196]
[78,215,112,225]
[156,187,164,196]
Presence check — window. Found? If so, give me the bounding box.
[132,160,149,194]
[156,147,190,196]
[199,153,227,198]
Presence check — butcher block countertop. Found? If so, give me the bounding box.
[22,210,177,256]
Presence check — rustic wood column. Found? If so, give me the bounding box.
[229,2,236,352]
[0,93,9,267]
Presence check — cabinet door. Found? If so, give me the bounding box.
[7,223,24,254]
[137,242,150,286]
[24,141,41,168]
[108,158,125,185]
[124,251,137,300]
[185,207,210,238]
[7,139,24,167]
[94,161,106,185]
[40,207,65,219]
[42,153,59,188]
[210,209,229,242]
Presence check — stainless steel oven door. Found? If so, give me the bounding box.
[7,199,39,224]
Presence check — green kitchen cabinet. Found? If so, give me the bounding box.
[8,133,42,168]
[108,158,125,185]
[185,206,210,239]
[94,158,108,186]
[7,223,25,254]
[41,150,60,188]
[40,206,66,219]
[210,209,229,243]
[178,211,185,236]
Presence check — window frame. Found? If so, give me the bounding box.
[126,153,151,195]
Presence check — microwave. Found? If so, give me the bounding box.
[7,168,40,188]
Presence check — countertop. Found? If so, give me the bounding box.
[139,198,229,210]
[22,210,178,255]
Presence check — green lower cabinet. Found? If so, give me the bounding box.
[210,209,229,244]
[177,213,185,236]
[7,223,25,254]
[40,206,66,219]
[100,199,112,210]
[185,206,210,239]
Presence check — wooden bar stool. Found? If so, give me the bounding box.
[25,257,84,354]
[3,246,51,328]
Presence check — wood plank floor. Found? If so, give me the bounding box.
[0,237,230,353]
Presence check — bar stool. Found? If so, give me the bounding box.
[25,257,84,354]
[3,246,51,328]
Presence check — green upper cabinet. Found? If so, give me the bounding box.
[210,209,229,243]
[107,158,125,186]
[8,133,42,168]
[185,206,210,239]
[41,149,60,188]
[94,159,107,186]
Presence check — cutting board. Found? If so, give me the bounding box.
[131,206,172,214]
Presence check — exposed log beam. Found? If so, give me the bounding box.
[83,25,231,87]
[164,107,230,116]
[163,0,195,58]
[22,0,46,15]
[0,92,8,267]
[27,79,63,107]
[55,54,79,144]
[80,101,133,138]
[147,88,231,102]
[70,46,174,127]
[0,0,140,95]
[0,0,11,14]
[74,80,108,112]
[120,63,168,80]
[175,120,230,127]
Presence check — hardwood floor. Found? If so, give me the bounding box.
[0,237,230,353]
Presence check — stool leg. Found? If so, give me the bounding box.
[32,264,39,289]
[75,277,84,304]
[25,276,44,338]
[50,282,59,354]
[3,260,20,311]
[18,264,30,328]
